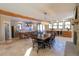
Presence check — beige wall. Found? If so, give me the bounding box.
[74,24,79,47]
[0,14,12,42]
[0,16,3,41]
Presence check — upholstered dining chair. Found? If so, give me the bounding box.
[36,38,45,53]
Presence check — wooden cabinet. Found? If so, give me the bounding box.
[52,31,72,37]
[62,31,72,37]
[47,30,72,37]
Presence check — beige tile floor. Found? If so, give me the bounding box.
[0,36,78,56]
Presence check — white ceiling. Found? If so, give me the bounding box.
[0,3,76,22]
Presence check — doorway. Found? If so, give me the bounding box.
[5,23,9,41]
[11,26,15,38]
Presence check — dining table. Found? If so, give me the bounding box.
[37,33,51,40]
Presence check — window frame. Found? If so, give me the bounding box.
[53,22,58,29]
[49,24,52,29]
[65,21,71,29]
[58,22,63,29]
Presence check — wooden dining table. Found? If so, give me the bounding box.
[37,33,51,40]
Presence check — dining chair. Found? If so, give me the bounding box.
[31,35,38,48]
[44,37,51,48]
[44,32,56,48]
[36,38,45,53]
[49,32,56,46]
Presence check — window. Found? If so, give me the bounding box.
[37,24,40,31]
[53,23,57,29]
[17,23,22,30]
[59,22,63,29]
[31,24,33,30]
[49,24,52,29]
[16,23,22,32]
[42,25,45,31]
[65,22,71,29]
[37,24,45,32]
[40,24,43,32]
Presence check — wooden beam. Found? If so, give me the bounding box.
[0,9,49,23]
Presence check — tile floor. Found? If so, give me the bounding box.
[0,36,78,56]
